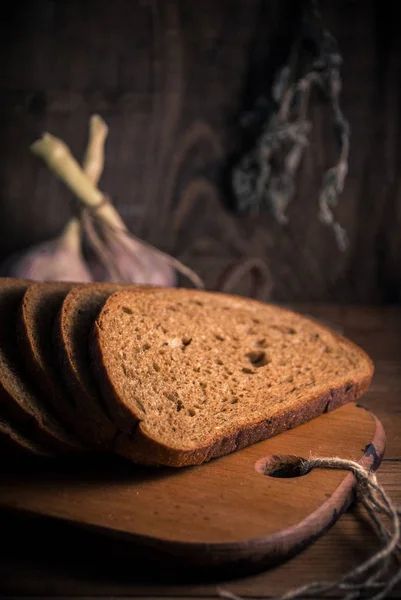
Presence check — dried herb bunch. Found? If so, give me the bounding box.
[232,0,350,251]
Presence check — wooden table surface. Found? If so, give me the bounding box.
[0,304,400,599]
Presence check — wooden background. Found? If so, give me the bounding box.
[0,0,400,303]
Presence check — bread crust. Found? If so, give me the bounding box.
[17,282,78,428]
[116,375,372,466]
[54,284,123,446]
[0,418,53,457]
[54,283,153,446]
[0,278,84,454]
[91,288,374,467]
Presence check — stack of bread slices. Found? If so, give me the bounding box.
[0,278,373,467]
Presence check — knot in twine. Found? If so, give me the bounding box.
[220,457,401,600]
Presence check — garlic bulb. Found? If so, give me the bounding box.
[31,118,203,289]
[0,217,93,283]
[82,210,203,287]
[81,115,176,287]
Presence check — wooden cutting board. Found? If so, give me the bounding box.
[0,403,386,576]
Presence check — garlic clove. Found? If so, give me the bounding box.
[103,229,177,287]
[81,206,203,287]
[82,209,175,286]
[0,217,93,283]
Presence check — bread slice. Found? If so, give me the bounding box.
[0,417,52,457]
[17,281,81,430]
[0,278,83,454]
[90,288,374,467]
[54,283,128,446]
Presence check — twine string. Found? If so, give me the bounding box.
[219,457,401,600]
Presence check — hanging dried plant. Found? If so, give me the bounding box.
[232,0,350,251]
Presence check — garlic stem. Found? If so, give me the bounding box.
[60,216,82,253]
[31,133,124,230]
[31,134,103,206]
[83,115,109,185]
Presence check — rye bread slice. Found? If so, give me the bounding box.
[54,283,129,446]
[90,288,374,467]
[0,417,52,457]
[17,281,83,432]
[0,278,82,454]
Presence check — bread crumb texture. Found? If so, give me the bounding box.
[94,290,373,452]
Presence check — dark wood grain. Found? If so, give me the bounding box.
[0,1,400,302]
[0,305,400,597]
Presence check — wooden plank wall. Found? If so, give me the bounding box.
[0,0,400,303]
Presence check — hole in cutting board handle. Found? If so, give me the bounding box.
[255,455,312,478]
